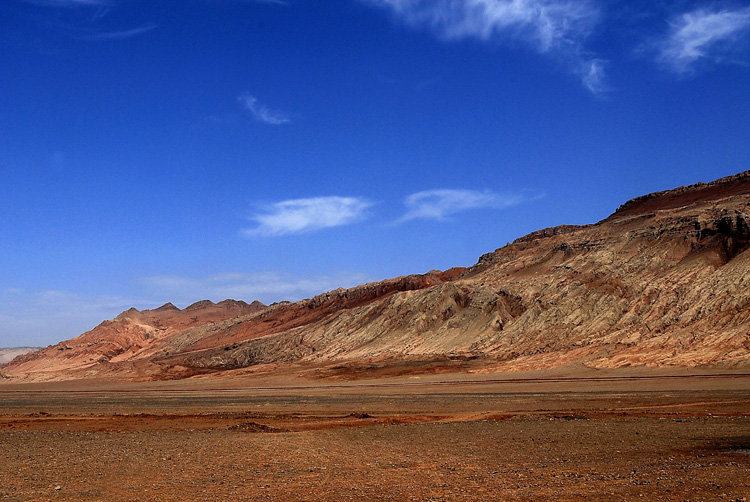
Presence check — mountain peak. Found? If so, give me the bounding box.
[153,302,179,312]
[185,300,216,311]
[114,307,141,321]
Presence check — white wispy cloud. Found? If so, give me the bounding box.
[13,0,157,41]
[657,6,750,75]
[80,23,158,40]
[140,271,372,306]
[581,58,607,94]
[361,0,604,93]
[243,196,373,237]
[397,188,530,223]
[15,0,111,6]
[238,94,292,125]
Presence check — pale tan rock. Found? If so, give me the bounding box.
[5,171,750,381]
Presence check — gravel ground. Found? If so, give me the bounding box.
[1,372,749,501]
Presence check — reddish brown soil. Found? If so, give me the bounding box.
[1,369,749,501]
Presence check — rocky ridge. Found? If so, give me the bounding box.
[4,171,750,381]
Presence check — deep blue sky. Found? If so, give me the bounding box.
[2,0,750,346]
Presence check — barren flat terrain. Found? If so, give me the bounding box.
[1,368,749,501]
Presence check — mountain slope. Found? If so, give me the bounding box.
[4,300,265,379]
[155,171,750,374]
[4,171,750,381]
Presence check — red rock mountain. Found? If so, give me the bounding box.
[4,300,265,380]
[4,171,750,381]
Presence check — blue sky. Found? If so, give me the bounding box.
[1,0,750,347]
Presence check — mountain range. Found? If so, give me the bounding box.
[4,171,750,381]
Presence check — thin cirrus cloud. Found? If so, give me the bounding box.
[238,94,292,125]
[14,0,111,5]
[657,6,750,75]
[360,0,605,93]
[79,23,158,40]
[13,0,158,41]
[581,58,607,95]
[397,189,531,223]
[243,196,373,237]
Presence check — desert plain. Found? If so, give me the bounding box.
[2,363,749,501]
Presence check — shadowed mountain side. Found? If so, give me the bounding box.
[4,171,750,381]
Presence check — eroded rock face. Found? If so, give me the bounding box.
[5,171,750,381]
